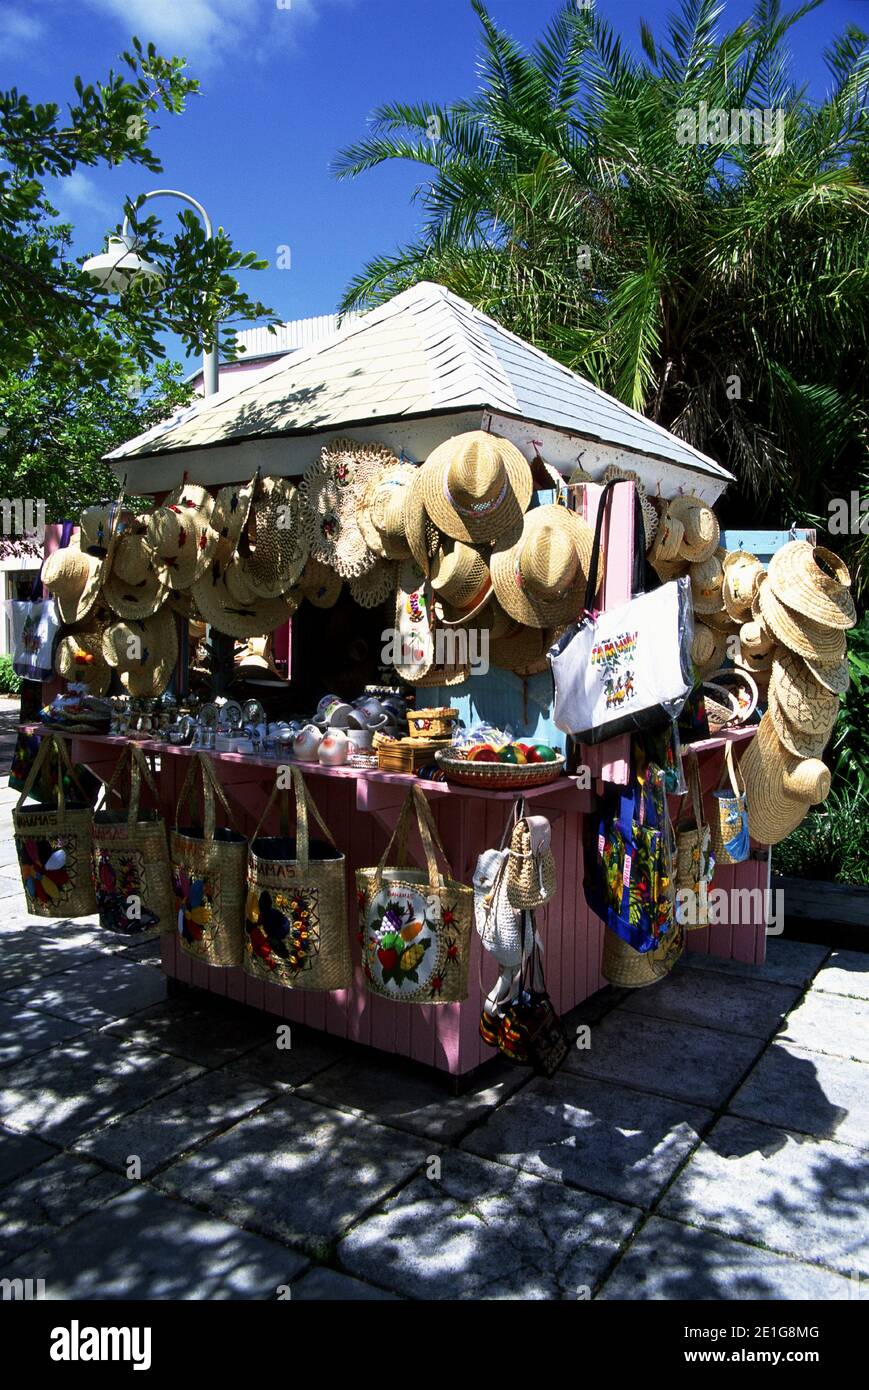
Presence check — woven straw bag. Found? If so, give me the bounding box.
[709,739,750,866]
[506,802,557,910]
[602,920,684,989]
[92,744,175,936]
[674,755,715,928]
[171,753,247,967]
[244,766,351,991]
[357,784,473,1004]
[13,733,97,918]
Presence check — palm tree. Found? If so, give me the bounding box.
[334,0,869,593]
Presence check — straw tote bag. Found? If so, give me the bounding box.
[13,733,97,918]
[244,766,351,991]
[171,753,247,967]
[357,784,473,1004]
[674,755,715,927]
[602,921,684,989]
[709,740,750,866]
[92,744,174,936]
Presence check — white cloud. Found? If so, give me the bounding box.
[57,171,113,216]
[0,7,47,56]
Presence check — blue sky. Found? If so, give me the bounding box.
[2,0,865,368]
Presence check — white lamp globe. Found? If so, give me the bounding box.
[82,235,163,293]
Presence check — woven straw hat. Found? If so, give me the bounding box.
[54,628,111,696]
[357,462,417,560]
[102,608,178,697]
[349,558,397,609]
[738,713,831,845]
[669,494,720,562]
[238,476,309,599]
[803,651,850,696]
[490,504,598,628]
[403,466,440,574]
[147,483,214,590]
[79,503,132,559]
[103,525,169,620]
[421,432,533,544]
[42,539,104,626]
[489,622,562,677]
[736,640,774,677]
[295,556,342,609]
[739,618,774,657]
[768,648,839,757]
[768,541,856,630]
[756,575,847,663]
[301,439,397,579]
[649,508,685,564]
[651,553,690,584]
[223,555,259,607]
[193,562,298,639]
[723,551,765,620]
[690,552,725,614]
[429,542,493,627]
[212,478,255,551]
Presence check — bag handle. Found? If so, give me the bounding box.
[98,744,160,826]
[16,732,88,824]
[375,784,452,888]
[251,766,337,870]
[686,754,706,831]
[717,739,744,799]
[174,753,238,840]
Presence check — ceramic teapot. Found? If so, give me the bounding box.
[318,727,349,766]
[292,724,323,762]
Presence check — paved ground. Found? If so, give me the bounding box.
[0,729,866,1299]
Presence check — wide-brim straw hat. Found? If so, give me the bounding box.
[421,431,533,544]
[54,628,111,696]
[768,649,839,758]
[738,712,831,845]
[404,466,441,573]
[692,621,728,679]
[649,508,685,565]
[768,541,856,630]
[429,541,493,627]
[803,650,850,696]
[238,476,309,599]
[212,478,255,553]
[349,558,397,609]
[147,483,214,591]
[102,609,178,698]
[79,503,133,559]
[42,538,103,626]
[295,557,342,609]
[739,617,774,657]
[103,525,169,620]
[301,438,396,579]
[489,622,563,677]
[602,925,683,988]
[690,552,725,614]
[357,462,417,560]
[192,563,299,640]
[669,494,720,562]
[723,550,765,621]
[756,575,847,663]
[736,641,774,679]
[237,636,285,681]
[490,504,598,628]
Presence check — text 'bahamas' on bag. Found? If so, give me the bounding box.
[171,753,247,967]
[357,784,473,1004]
[92,743,174,936]
[13,732,96,918]
[245,765,351,991]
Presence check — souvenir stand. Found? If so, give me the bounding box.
[31,282,822,1084]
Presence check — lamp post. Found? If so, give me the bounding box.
[83,188,220,397]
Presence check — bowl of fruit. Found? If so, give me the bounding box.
[434,740,564,789]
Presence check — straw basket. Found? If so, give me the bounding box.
[92,744,174,935]
[13,733,97,918]
[435,749,565,790]
[171,754,247,967]
[376,736,451,773]
[407,707,459,739]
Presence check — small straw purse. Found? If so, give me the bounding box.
[506,800,557,911]
[709,739,750,866]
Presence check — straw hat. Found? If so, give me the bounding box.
[79,503,132,559]
[223,555,259,607]
[600,465,658,550]
[301,439,397,579]
[103,529,169,620]
[756,575,847,663]
[212,478,255,552]
[429,542,493,627]
[357,462,417,560]
[738,713,831,845]
[650,553,690,585]
[649,508,685,565]
[349,558,397,609]
[420,432,533,545]
[404,466,441,573]
[237,635,285,681]
[691,621,729,680]
[42,538,103,626]
[102,609,178,697]
[736,641,774,680]
[768,542,856,630]
[147,483,214,591]
[690,552,725,614]
[802,651,850,696]
[489,622,563,677]
[295,557,342,609]
[393,561,434,682]
[192,562,299,639]
[768,648,839,758]
[238,476,309,599]
[739,618,774,657]
[54,629,111,697]
[490,504,598,628]
[723,551,765,620]
[669,494,720,562]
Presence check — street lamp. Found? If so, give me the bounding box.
[83,188,220,397]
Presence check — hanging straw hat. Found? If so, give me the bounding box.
[54,628,111,696]
[669,494,720,563]
[420,432,533,544]
[147,483,214,591]
[404,466,441,573]
[648,507,685,565]
[192,562,299,640]
[722,551,765,621]
[489,622,563,677]
[802,650,850,696]
[349,558,397,609]
[357,462,417,561]
[689,552,725,614]
[102,609,178,697]
[768,541,856,630]
[768,648,839,758]
[429,542,493,628]
[103,528,169,620]
[238,476,309,599]
[738,713,831,845]
[78,503,133,559]
[490,504,598,628]
[237,635,285,681]
[392,561,470,686]
[602,925,683,988]
[212,477,255,552]
[301,439,397,579]
[739,617,774,657]
[756,575,847,663]
[42,538,104,626]
[295,556,342,609]
[736,641,774,681]
[223,555,259,607]
[691,621,728,679]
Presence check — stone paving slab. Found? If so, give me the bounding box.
[0,921,109,989]
[597,1215,853,1300]
[682,939,829,987]
[619,968,802,1039]
[0,1033,204,1144]
[0,1000,91,1068]
[297,1054,528,1144]
[103,998,276,1069]
[223,1033,348,1091]
[812,950,869,1002]
[728,1042,869,1150]
[290,1266,401,1300]
[0,1152,129,1261]
[337,1150,641,1300]
[73,1070,275,1177]
[0,1126,56,1186]
[563,1010,763,1108]
[660,1115,869,1277]
[780,990,869,1064]
[154,1095,433,1259]
[2,955,168,1026]
[1,1185,308,1299]
[461,1071,712,1207]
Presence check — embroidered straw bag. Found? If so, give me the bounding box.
[171,753,247,967]
[357,784,473,1004]
[13,733,97,918]
[244,766,351,991]
[92,744,175,935]
[709,739,750,866]
[674,755,715,928]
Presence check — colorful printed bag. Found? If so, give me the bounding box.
[171,753,247,967]
[8,597,60,681]
[244,766,351,991]
[584,762,676,953]
[13,733,97,918]
[92,745,174,936]
[357,784,473,1004]
[709,739,750,867]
